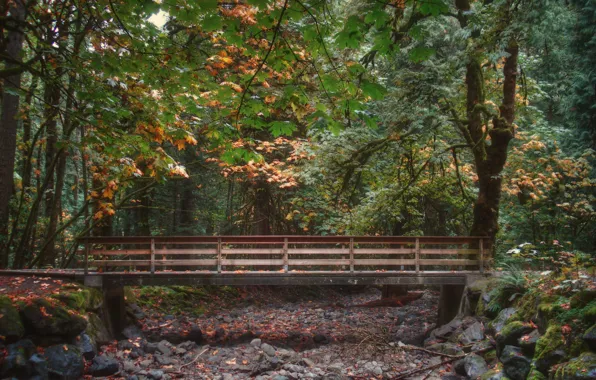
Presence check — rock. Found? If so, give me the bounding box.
[526,367,546,380]
[155,354,175,365]
[86,312,111,346]
[90,355,120,377]
[500,345,531,380]
[582,324,596,351]
[157,340,173,356]
[495,321,535,354]
[144,341,158,354]
[302,357,315,367]
[488,308,516,334]
[149,369,165,379]
[533,324,566,373]
[122,325,144,339]
[427,342,465,356]
[432,319,463,340]
[28,353,49,379]
[251,354,281,375]
[441,375,467,380]
[459,321,484,344]
[123,360,139,373]
[261,342,276,356]
[0,296,24,342]
[479,367,510,379]
[518,329,540,357]
[251,338,262,348]
[552,352,596,380]
[453,354,488,379]
[77,333,96,360]
[44,344,84,380]
[0,339,36,378]
[21,298,87,338]
[327,362,344,373]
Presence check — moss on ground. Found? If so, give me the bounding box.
[534,323,565,361]
[131,286,241,315]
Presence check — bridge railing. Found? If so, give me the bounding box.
[77,236,490,275]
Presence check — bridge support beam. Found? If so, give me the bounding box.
[102,287,126,338]
[437,284,465,326]
[381,285,408,299]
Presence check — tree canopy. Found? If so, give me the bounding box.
[0,0,594,269]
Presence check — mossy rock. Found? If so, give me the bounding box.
[52,288,102,312]
[20,298,87,338]
[582,324,596,351]
[552,352,596,380]
[511,291,539,322]
[534,323,566,374]
[496,321,535,354]
[483,348,498,363]
[479,367,511,379]
[0,295,24,342]
[583,302,596,324]
[570,290,596,309]
[526,366,546,380]
[86,312,111,347]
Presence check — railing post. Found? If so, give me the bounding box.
[415,238,420,273]
[349,238,354,273]
[283,238,288,272]
[217,238,222,273]
[84,240,89,275]
[150,238,155,274]
[479,238,484,273]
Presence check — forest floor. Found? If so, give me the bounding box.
[114,286,450,379]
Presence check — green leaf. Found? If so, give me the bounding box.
[203,15,222,31]
[409,46,435,63]
[361,80,387,100]
[269,121,296,137]
[418,0,448,16]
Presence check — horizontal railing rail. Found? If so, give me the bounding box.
[77,236,491,275]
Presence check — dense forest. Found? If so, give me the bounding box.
[0,0,594,269]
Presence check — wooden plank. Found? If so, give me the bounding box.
[419,249,478,255]
[354,259,417,265]
[352,248,415,254]
[155,249,217,255]
[288,259,350,266]
[91,249,150,256]
[287,249,350,254]
[94,259,217,267]
[283,238,288,272]
[221,249,283,254]
[349,238,354,273]
[150,239,155,274]
[419,259,479,266]
[221,259,284,266]
[415,238,420,273]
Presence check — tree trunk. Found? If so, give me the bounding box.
[0,0,27,268]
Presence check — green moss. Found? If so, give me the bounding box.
[582,302,596,323]
[512,291,539,321]
[483,349,497,362]
[526,367,546,380]
[534,324,564,361]
[123,287,136,303]
[552,352,596,380]
[499,321,531,339]
[570,290,596,308]
[479,364,510,380]
[0,295,24,341]
[51,287,102,312]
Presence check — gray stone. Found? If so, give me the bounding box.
[427,342,465,356]
[149,369,164,379]
[122,325,145,339]
[157,340,172,356]
[261,342,276,356]
[460,322,484,344]
[123,360,139,373]
[0,339,36,378]
[453,354,488,379]
[28,353,48,379]
[44,344,84,380]
[251,338,262,347]
[302,357,315,367]
[90,355,120,377]
[489,308,516,334]
[582,324,596,351]
[328,362,344,373]
[500,345,531,380]
[77,333,96,360]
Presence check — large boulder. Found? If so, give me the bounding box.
[479,365,511,380]
[0,339,36,378]
[28,353,49,379]
[500,345,531,380]
[453,353,489,379]
[43,344,84,380]
[458,321,485,344]
[21,298,87,338]
[86,312,111,347]
[533,324,566,374]
[0,296,24,342]
[496,321,535,355]
[552,352,596,380]
[518,329,541,357]
[52,287,102,311]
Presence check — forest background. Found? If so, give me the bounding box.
[0,0,594,270]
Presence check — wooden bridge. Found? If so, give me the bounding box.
[76,235,490,288]
[0,236,492,335]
